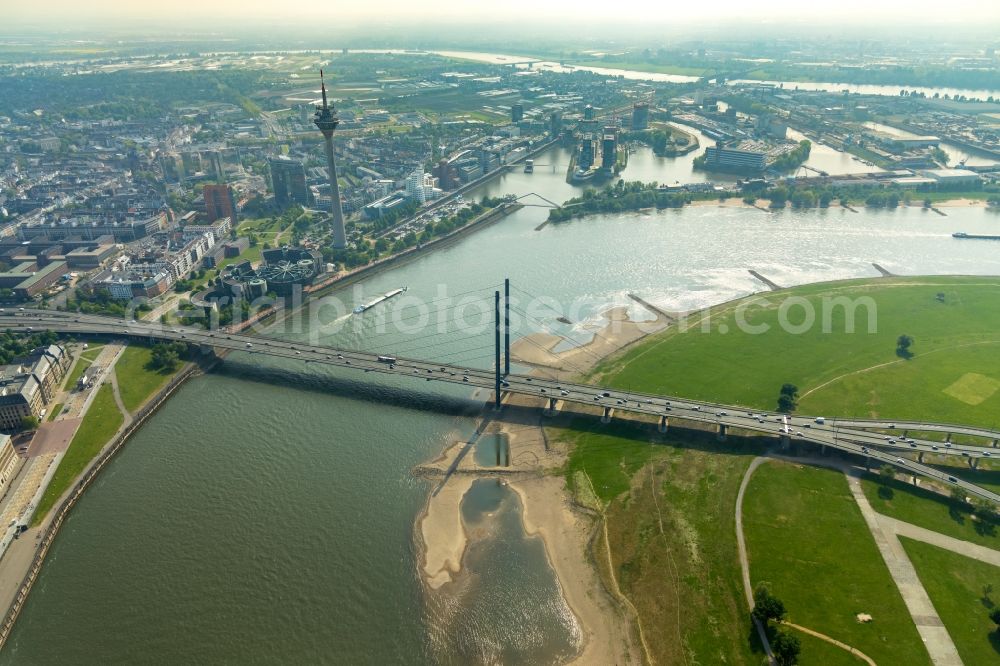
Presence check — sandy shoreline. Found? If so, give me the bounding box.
[688,196,991,209]
[414,306,668,664]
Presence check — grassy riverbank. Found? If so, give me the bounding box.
[562,419,761,664]
[555,275,1000,663]
[115,346,179,413]
[590,276,1000,428]
[32,384,123,525]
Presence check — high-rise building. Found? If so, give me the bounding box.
[181,151,202,177]
[511,103,524,123]
[269,157,310,207]
[579,134,596,169]
[313,70,348,250]
[434,159,455,190]
[583,104,595,121]
[405,170,427,203]
[601,129,618,170]
[549,111,562,136]
[631,102,650,130]
[204,150,225,181]
[204,184,238,223]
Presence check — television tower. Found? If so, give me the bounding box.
[314,70,347,249]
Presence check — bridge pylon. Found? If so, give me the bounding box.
[494,290,502,411]
[504,278,511,377]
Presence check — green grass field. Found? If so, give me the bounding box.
[790,628,870,665]
[902,538,1000,665]
[561,419,763,664]
[79,345,105,362]
[62,357,91,391]
[592,276,1000,429]
[32,383,124,525]
[114,346,180,414]
[46,404,63,422]
[743,461,930,665]
[861,474,1000,548]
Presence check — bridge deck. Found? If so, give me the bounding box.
[7,309,998,504]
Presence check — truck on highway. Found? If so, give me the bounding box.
[377,355,397,364]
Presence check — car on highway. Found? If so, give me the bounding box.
[560,390,569,396]
[948,476,958,483]
[896,457,905,463]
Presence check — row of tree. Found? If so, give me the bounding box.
[547,180,700,222]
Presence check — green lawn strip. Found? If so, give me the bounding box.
[588,276,1000,429]
[79,345,105,362]
[32,383,124,525]
[860,474,1000,549]
[562,419,761,664]
[901,537,1000,665]
[62,356,92,391]
[46,404,62,422]
[743,461,931,665]
[114,346,179,414]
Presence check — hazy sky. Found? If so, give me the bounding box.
[6,0,1000,25]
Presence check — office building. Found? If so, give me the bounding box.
[704,142,768,171]
[269,157,311,207]
[204,184,238,224]
[632,102,650,130]
[601,129,618,170]
[511,103,524,123]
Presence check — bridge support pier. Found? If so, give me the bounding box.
[658,415,669,433]
[970,458,980,470]
[199,344,213,355]
[864,456,871,473]
[993,439,998,449]
[780,434,791,450]
[918,451,924,463]
[717,424,727,442]
[601,406,613,424]
[946,432,952,443]
[543,398,561,417]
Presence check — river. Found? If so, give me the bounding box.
[4,143,1000,664]
[431,51,1000,101]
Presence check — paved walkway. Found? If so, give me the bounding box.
[108,369,133,424]
[845,471,963,665]
[735,456,776,664]
[878,513,1000,567]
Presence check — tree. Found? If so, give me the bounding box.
[990,607,1000,630]
[752,584,786,624]
[896,334,914,359]
[149,342,186,371]
[19,415,40,431]
[777,383,798,413]
[771,631,801,666]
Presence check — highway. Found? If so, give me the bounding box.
[6,308,999,504]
